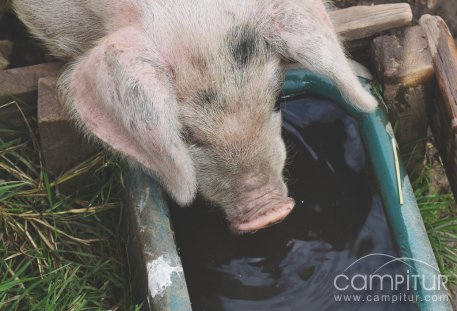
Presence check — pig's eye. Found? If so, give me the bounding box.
[273,103,280,112]
[273,95,282,112]
[182,126,208,148]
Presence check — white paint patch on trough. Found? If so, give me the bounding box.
[136,187,150,215]
[147,254,184,298]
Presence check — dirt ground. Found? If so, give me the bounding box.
[331,0,457,37]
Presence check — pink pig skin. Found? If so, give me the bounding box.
[13,0,376,233]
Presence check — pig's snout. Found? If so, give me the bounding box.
[229,194,295,234]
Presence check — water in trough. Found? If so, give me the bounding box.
[170,96,418,311]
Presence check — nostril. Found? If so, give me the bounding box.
[230,198,295,234]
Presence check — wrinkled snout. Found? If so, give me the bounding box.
[229,190,295,234]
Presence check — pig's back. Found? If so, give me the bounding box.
[13,0,264,61]
[12,0,106,59]
[140,0,260,47]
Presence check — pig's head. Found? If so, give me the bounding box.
[177,28,295,233]
[57,23,294,234]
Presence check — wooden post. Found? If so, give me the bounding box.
[420,15,457,198]
[371,26,435,175]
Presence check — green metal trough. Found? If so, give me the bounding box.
[125,69,452,311]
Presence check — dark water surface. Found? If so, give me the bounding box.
[171,97,418,311]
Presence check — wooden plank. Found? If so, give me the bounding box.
[419,15,457,197]
[371,26,435,175]
[330,4,413,42]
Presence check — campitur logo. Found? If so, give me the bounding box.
[332,253,450,304]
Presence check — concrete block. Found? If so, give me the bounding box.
[0,62,62,131]
[37,76,97,183]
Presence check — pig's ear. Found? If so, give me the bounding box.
[264,1,377,112]
[59,28,196,205]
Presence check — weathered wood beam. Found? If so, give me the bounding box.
[371,26,435,176]
[419,15,457,198]
[331,3,413,42]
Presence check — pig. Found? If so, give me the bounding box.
[13,0,377,233]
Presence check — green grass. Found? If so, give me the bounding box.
[0,101,141,310]
[1,87,457,309]
[372,79,457,285]
[410,142,457,286]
